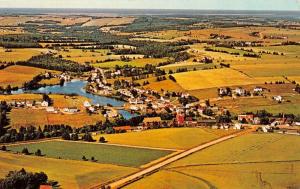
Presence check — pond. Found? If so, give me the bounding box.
[12,80,138,120]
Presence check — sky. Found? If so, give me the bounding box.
[0,0,299,10]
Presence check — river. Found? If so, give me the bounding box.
[12,80,138,120]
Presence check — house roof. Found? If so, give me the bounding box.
[143,117,162,123]
[40,185,52,189]
[113,126,132,131]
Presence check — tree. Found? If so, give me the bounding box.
[0,168,52,189]
[21,148,29,155]
[91,156,96,162]
[99,137,106,143]
[35,149,42,156]
[61,132,70,140]
[0,145,6,151]
[70,133,79,141]
[82,133,94,142]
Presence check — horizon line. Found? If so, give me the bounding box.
[0,7,299,12]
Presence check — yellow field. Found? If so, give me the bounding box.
[173,68,255,90]
[0,94,90,111]
[0,151,136,189]
[0,48,44,62]
[288,76,300,84]
[144,80,184,92]
[253,76,289,83]
[126,134,300,189]
[0,27,25,35]
[94,128,236,150]
[38,78,60,85]
[82,17,135,27]
[0,16,32,26]
[0,65,52,87]
[232,63,300,77]
[59,48,147,64]
[3,94,104,128]
[0,16,91,26]
[9,108,105,128]
[92,58,167,68]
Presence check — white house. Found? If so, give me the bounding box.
[63,107,79,114]
[273,96,283,102]
[130,105,139,111]
[235,87,246,96]
[83,101,92,108]
[46,107,55,113]
[254,87,263,93]
[41,101,49,107]
[233,123,242,130]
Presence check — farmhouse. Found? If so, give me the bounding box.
[46,107,56,113]
[83,101,91,108]
[234,87,246,96]
[41,101,49,107]
[63,107,79,114]
[113,126,133,132]
[273,96,283,102]
[238,114,254,123]
[254,87,264,93]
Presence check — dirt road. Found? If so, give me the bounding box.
[104,131,245,189]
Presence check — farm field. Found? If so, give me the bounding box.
[0,94,88,109]
[143,79,184,92]
[0,27,25,35]
[0,151,136,189]
[0,48,45,62]
[0,15,92,26]
[82,17,135,27]
[173,68,255,90]
[232,63,300,77]
[159,61,217,72]
[0,65,55,87]
[94,128,237,150]
[214,91,300,115]
[92,58,167,68]
[7,140,173,167]
[9,108,105,128]
[126,134,300,189]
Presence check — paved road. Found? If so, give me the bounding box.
[104,131,249,189]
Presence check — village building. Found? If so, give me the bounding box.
[273,96,283,102]
[254,87,264,93]
[234,87,246,96]
[83,101,92,108]
[113,126,133,133]
[176,113,185,126]
[238,114,254,123]
[46,107,56,113]
[63,107,79,114]
[41,101,49,107]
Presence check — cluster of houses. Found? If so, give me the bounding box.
[87,69,113,96]
[218,86,265,97]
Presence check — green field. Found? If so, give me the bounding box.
[215,94,300,115]
[126,134,300,189]
[7,141,172,167]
